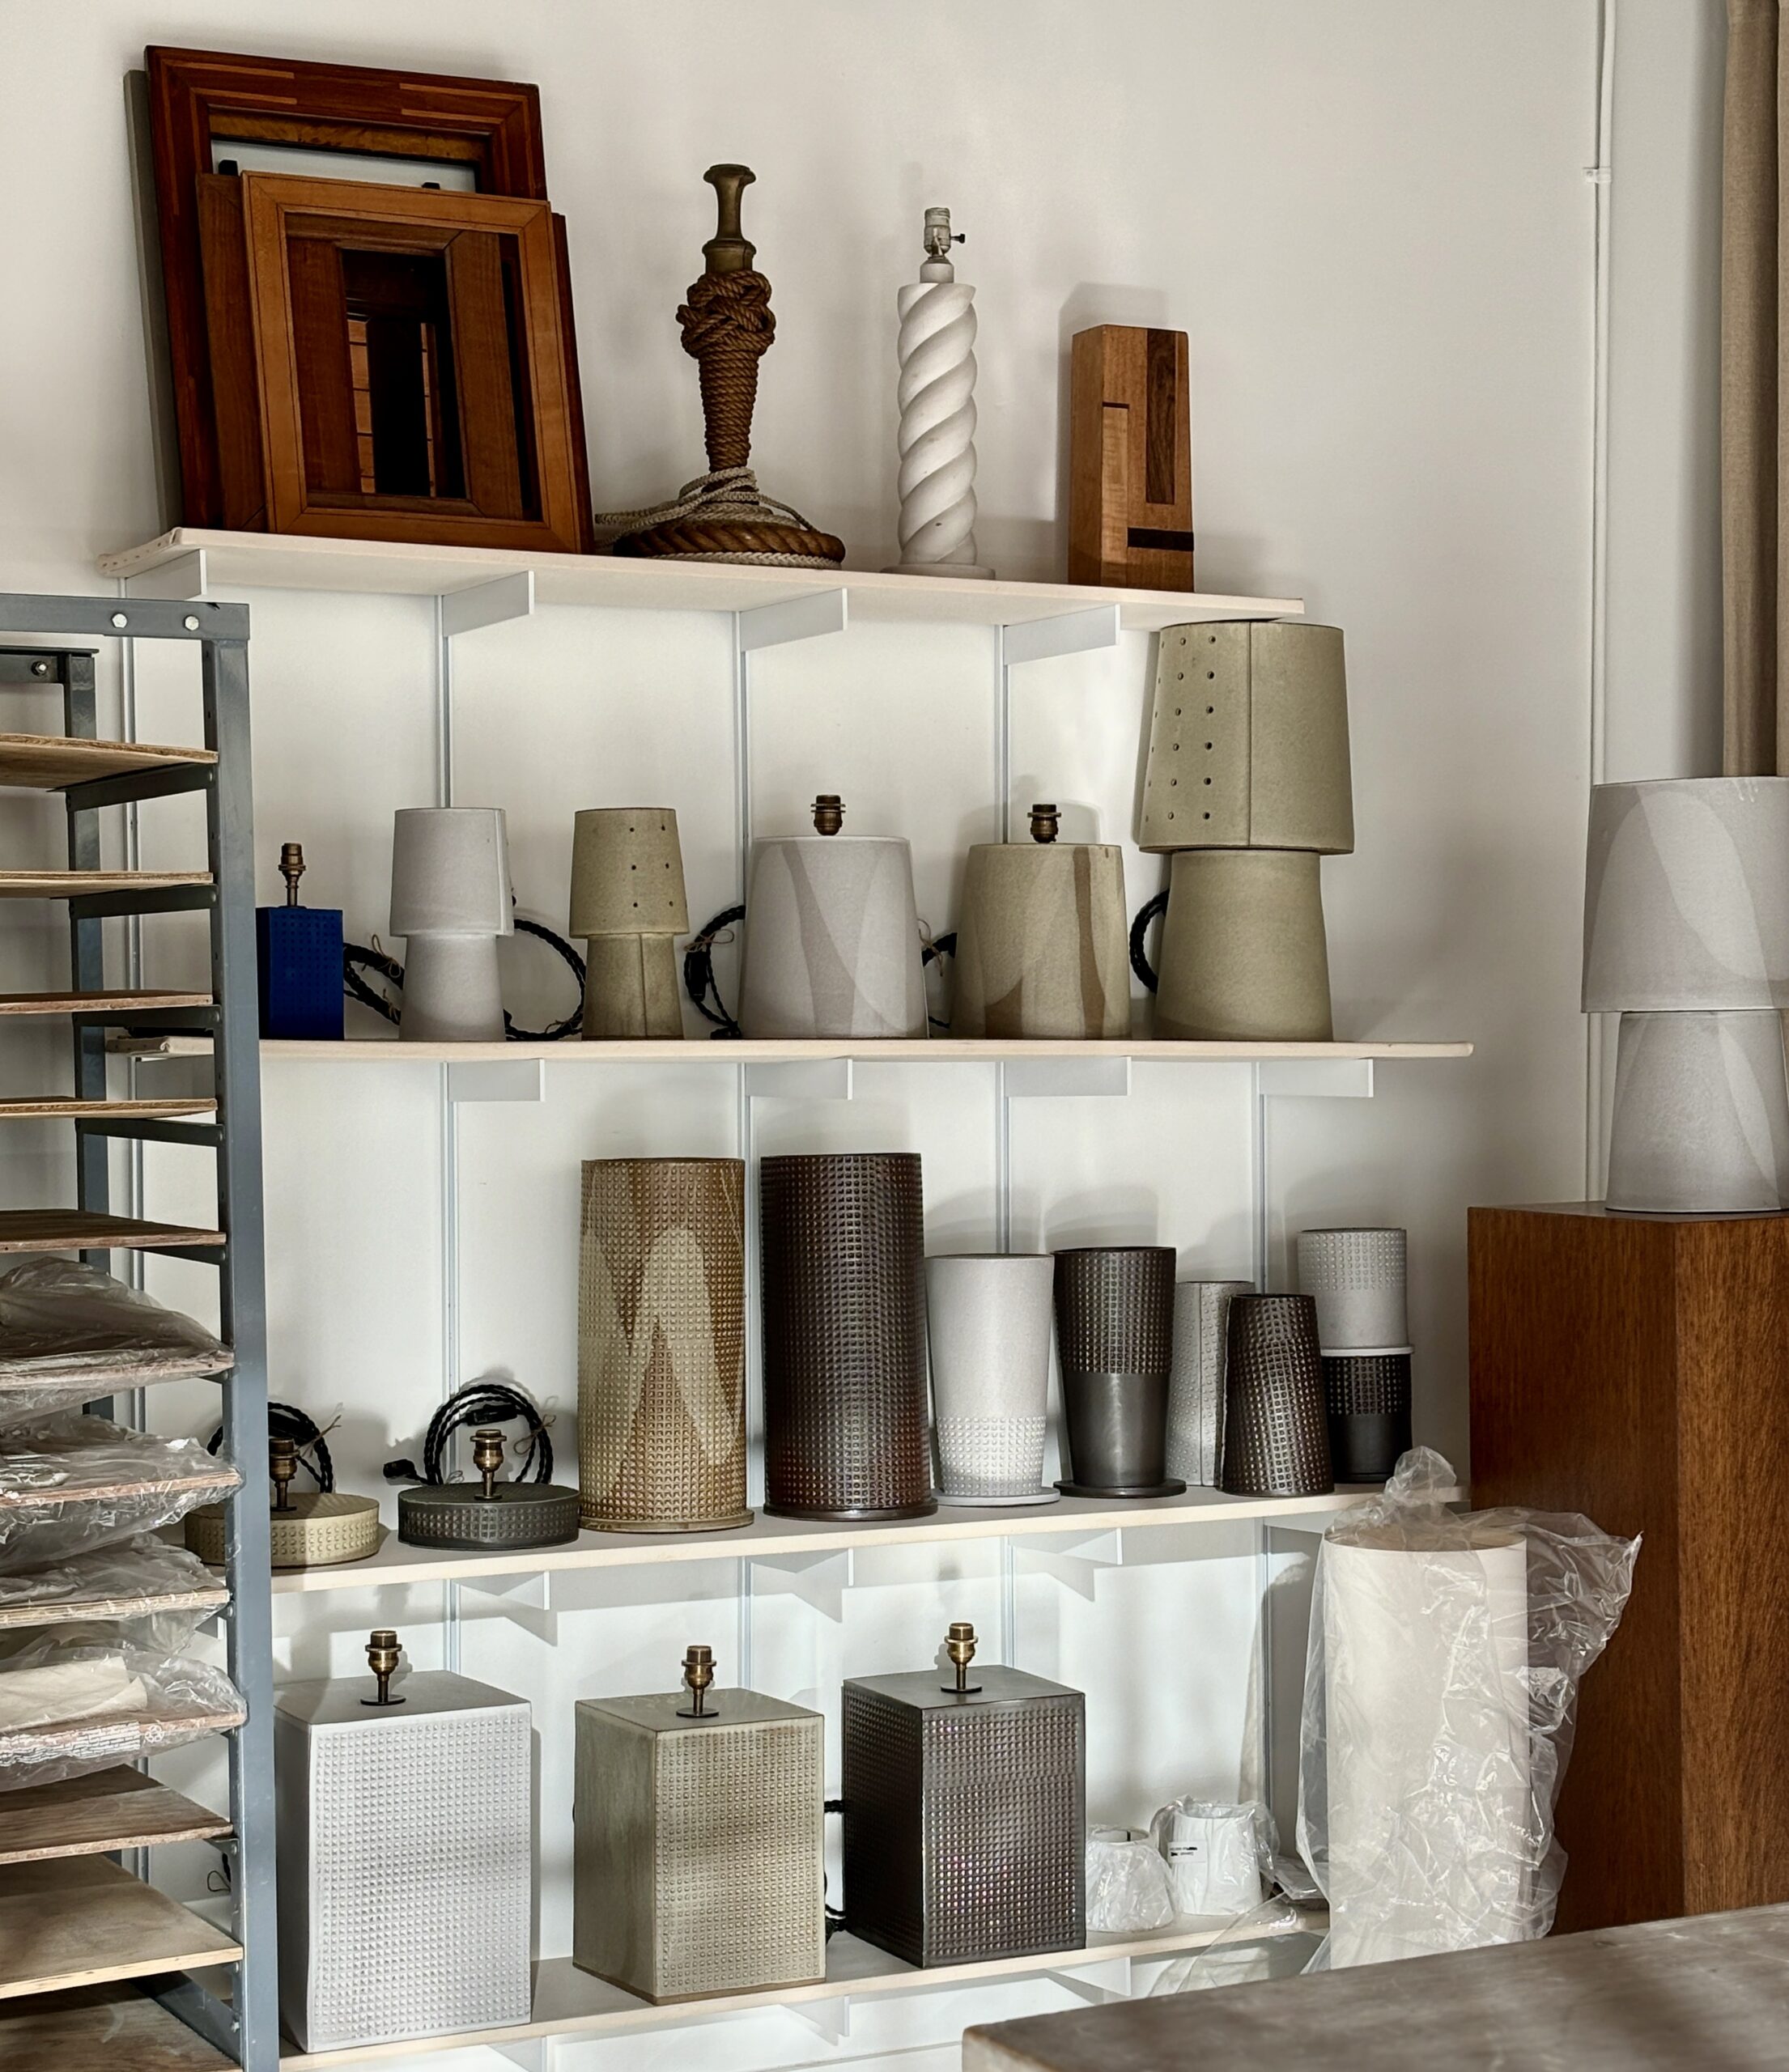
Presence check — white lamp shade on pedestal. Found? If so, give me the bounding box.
[389,809,513,1043]
[1604,1011,1789,1213]
[739,835,926,1038]
[924,1253,1056,1504]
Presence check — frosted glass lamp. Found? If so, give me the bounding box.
[569,808,690,1040]
[389,808,512,1042]
[1583,778,1789,1212]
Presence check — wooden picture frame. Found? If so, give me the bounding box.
[146,47,584,531]
[207,172,590,553]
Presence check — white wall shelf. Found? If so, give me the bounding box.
[276,1912,1324,2065]
[99,528,1304,634]
[263,1482,1460,1597]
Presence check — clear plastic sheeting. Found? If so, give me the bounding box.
[1298,1446,1638,1969]
[0,1535,225,1628]
[1086,1825,1176,1931]
[0,1631,244,1790]
[0,1256,225,1427]
[1149,1798,1272,1917]
[0,1416,240,1573]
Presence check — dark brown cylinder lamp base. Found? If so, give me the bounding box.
[1322,1350,1413,1484]
[1220,1293,1334,1497]
[1052,1246,1177,1499]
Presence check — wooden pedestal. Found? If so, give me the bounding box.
[1468,1204,1789,1931]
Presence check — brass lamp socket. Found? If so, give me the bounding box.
[362,1627,406,1708]
[941,1620,983,1696]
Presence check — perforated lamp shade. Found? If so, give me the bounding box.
[1583,778,1789,1010]
[568,809,690,937]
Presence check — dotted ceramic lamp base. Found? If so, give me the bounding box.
[397,1483,581,1551]
[186,1492,380,1570]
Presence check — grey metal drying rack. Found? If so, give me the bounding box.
[0,593,273,2070]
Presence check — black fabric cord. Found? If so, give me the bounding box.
[384,1380,554,1487]
[342,908,587,1041]
[1130,890,1168,992]
[822,1798,846,1937]
[683,906,745,1038]
[921,931,956,1031]
[206,1400,334,1492]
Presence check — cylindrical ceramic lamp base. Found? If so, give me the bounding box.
[1605,1009,1789,1213]
[581,936,683,1041]
[1166,1279,1252,1486]
[1322,1351,1413,1483]
[1053,1247,1181,1498]
[1155,850,1332,1042]
[1219,1293,1332,1497]
[739,836,927,1038]
[186,1492,380,1570]
[925,1254,1057,1505]
[399,934,504,1042]
[950,842,1129,1039]
[1296,1228,1409,1350]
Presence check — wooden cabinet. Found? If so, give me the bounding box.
[1468,1204,1789,1931]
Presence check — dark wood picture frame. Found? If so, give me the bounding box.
[147,47,589,533]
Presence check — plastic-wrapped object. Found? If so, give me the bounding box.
[0,1632,244,1791]
[0,1538,226,1629]
[0,1417,239,1573]
[1149,1798,1271,1917]
[0,1257,226,1428]
[1297,1447,1638,1968]
[1086,1825,1175,1931]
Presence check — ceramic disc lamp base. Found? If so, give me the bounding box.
[397,1482,581,1550]
[1604,1009,1789,1214]
[186,1491,380,1570]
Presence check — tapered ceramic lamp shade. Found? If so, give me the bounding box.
[389,809,513,1042]
[569,809,690,1040]
[739,796,927,1038]
[924,1254,1057,1505]
[1583,778,1789,1212]
[1052,1246,1181,1498]
[578,1158,749,1532]
[760,1153,934,1520]
[951,805,1129,1038]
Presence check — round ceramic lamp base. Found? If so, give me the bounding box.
[1155,850,1332,1042]
[397,1482,581,1550]
[399,933,505,1042]
[1604,1010,1789,1215]
[1057,1478,1187,1500]
[935,1487,1060,1509]
[762,1497,938,1523]
[581,1507,754,1535]
[185,1492,380,1570]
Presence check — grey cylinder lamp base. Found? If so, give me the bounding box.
[399,934,506,1042]
[1155,850,1332,1042]
[186,1492,380,1570]
[1605,1009,1789,1214]
[397,1482,582,1549]
[581,936,683,1039]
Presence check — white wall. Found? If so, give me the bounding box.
[0,2,1726,2067]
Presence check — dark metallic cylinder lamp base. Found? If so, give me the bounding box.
[397,1481,582,1551]
[763,1497,940,1522]
[1321,1349,1413,1484]
[1052,1248,1178,1499]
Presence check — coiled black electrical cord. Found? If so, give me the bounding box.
[1130,890,1168,991]
[344,912,587,1042]
[383,1380,554,1488]
[684,908,960,1034]
[205,1401,335,1491]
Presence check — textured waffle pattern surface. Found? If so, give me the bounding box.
[1220,1293,1333,1497]
[1296,1226,1408,1348]
[579,1158,748,1530]
[652,1716,825,1998]
[397,1484,580,1549]
[937,1414,1047,1497]
[843,1681,1086,1966]
[1166,1280,1251,1486]
[306,1706,530,2049]
[1052,1248,1175,1375]
[761,1153,931,1516]
[187,1492,378,1569]
[1323,1350,1411,1416]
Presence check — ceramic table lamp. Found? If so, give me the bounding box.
[569,808,690,1039]
[1583,778,1789,1212]
[577,1157,750,1533]
[1140,622,1351,1041]
[951,803,1129,1038]
[925,1253,1057,1505]
[738,795,927,1038]
[1052,1246,1182,1497]
[389,808,512,1042]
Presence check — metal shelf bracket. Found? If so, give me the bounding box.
[744,1058,853,1102]
[738,588,848,653]
[1000,604,1121,668]
[1013,1526,1124,1599]
[447,1059,546,1104]
[1258,1058,1375,1101]
[122,547,209,601]
[1004,1055,1132,1100]
[440,571,535,639]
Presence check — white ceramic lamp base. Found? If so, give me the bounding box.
[400,934,505,1042]
[1605,1009,1789,1214]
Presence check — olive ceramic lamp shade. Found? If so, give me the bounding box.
[569,808,690,1040]
[389,809,513,1042]
[1052,1246,1182,1497]
[760,1153,934,1519]
[578,1158,749,1532]
[950,824,1129,1039]
[1583,778,1789,1212]
[924,1254,1057,1505]
[1139,621,1352,855]
[739,832,926,1038]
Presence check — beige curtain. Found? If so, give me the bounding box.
[1724,0,1789,772]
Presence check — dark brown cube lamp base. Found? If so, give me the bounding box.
[1468,1203,1789,1933]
